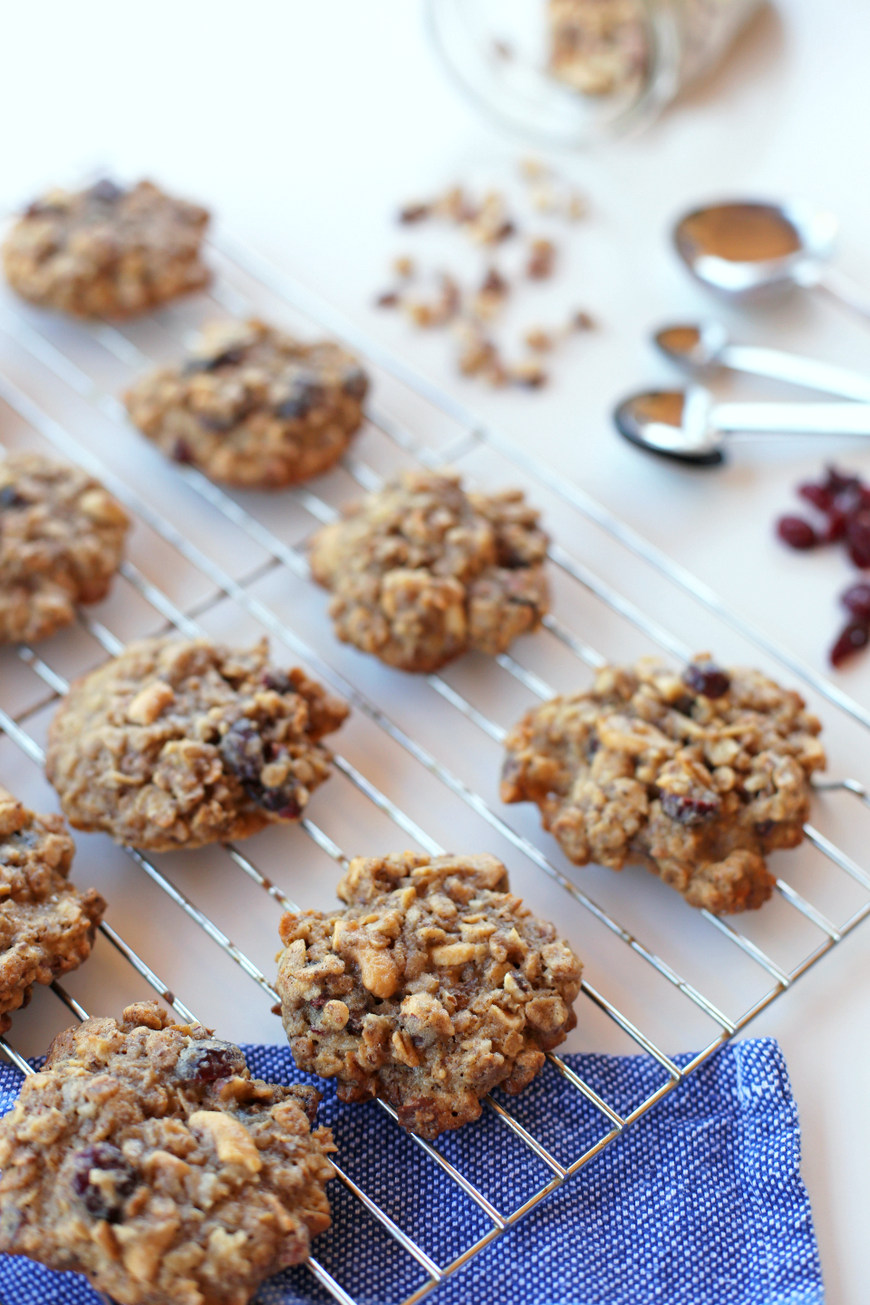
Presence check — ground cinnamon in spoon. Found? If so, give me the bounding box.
[679,204,802,263]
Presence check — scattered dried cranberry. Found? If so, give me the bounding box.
[776,516,819,550]
[176,1038,247,1083]
[682,662,731,699]
[830,619,870,667]
[842,582,870,620]
[847,509,870,568]
[660,792,720,824]
[171,439,194,464]
[71,1144,136,1222]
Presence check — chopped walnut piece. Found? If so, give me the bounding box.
[527,237,557,279]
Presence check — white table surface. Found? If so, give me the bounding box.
[1,3,869,1302]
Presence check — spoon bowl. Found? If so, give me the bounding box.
[614,388,724,465]
[673,199,838,298]
[654,320,729,371]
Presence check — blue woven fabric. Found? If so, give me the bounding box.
[0,1037,822,1305]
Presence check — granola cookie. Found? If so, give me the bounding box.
[276,851,582,1139]
[45,637,348,852]
[0,1002,335,1305]
[308,470,550,673]
[124,319,369,489]
[501,656,826,913]
[0,789,105,1033]
[3,178,210,318]
[0,451,130,644]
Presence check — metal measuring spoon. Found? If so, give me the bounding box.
[673,200,870,324]
[614,386,870,466]
[654,321,870,402]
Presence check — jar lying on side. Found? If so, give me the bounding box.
[426,0,765,146]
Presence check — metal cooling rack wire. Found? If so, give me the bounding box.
[0,244,867,1301]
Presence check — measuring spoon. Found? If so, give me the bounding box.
[654,321,870,402]
[673,200,870,325]
[614,387,870,466]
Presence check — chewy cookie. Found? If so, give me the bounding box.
[308,469,550,673]
[0,1002,335,1305]
[548,0,649,97]
[501,656,826,913]
[45,637,348,852]
[0,451,130,645]
[124,319,369,489]
[0,789,105,1033]
[3,178,210,318]
[277,852,582,1139]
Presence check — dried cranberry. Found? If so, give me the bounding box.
[176,1038,247,1083]
[275,378,326,420]
[220,721,302,817]
[183,346,246,375]
[776,516,819,550]
[341,367,369,401]
[88,179,125,204]
[830,619,870,667]
[754,819,776,837]
[171,439,194,464]
[682,662,731,699]
[823,466,861,497]
[846,510,870,568]
[261,671,293,693]
[0,486,29,509]
[842,582,870,620]
[822,507,848,543]
[71,1144,135,1222]
[661,792,720,825]
[797,482,834,513]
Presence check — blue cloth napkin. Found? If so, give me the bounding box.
[0,1037,822,1305]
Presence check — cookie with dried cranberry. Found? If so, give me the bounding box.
[308,469,550,673]
[2,178,210,317]
[276,852,582,1139]
[0,788,105,1033]
[124,318,369,489]
[45,636,348,852]
[501,655,826,913]
[0,451,130,644]
[0,1002,335,1304]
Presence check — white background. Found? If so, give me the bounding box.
[1,2,870,1302]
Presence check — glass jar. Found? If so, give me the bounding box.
[426,0,764,146]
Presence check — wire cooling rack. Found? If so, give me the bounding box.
[0,228,869,1305]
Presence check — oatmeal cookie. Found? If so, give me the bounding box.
[308,469,550,673]
[45,637,348,852]
[0,788,105,1033]
[3,178,209,318]
[0,450,130,644]
[124,319,369,489]
[277,851,582,1139]
[0,1002,335,1305]
[501,656,826,913]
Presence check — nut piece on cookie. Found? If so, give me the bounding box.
[2,178,210,318]
[124,319,369,489]
[0,1003,335,1304]
[501,655,826,913]
[0,451,130,645]
[0,788,105,1032]
[276,851,582,1139]
[45,636,349,852]
[308,469,550,673]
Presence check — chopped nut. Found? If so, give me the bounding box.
[392,255,415,279]
[375,290,400,308]
[519,156,548,181]
[391,1029,420,1067]
[509,359,548,389]
[189,1111,262,1174]
[399,202,430,224]
[567,192,588,221]
[357,945,401,999]
[430,941,485,967]
[530,186,558,214]
[569,309,596,331]
[126,682,175,726]
[524,328,554,353]
[527,237,556,279]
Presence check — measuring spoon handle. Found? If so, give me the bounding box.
[715,401,870,435]
[723,344,870,402]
